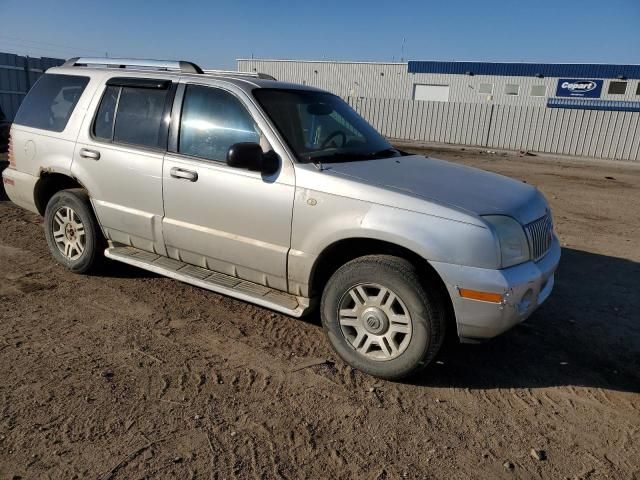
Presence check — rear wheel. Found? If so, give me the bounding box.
[44,189,105,273]
[320,255,446,380]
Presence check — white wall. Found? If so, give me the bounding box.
[238,59,640,106]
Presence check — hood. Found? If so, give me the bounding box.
[323,155,547,225]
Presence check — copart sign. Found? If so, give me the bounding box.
[555,79,603,98]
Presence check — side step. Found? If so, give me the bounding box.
[104,246,311,317]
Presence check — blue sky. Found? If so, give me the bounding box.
[1,0,638,69]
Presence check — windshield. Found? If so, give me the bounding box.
[253,89,400,163]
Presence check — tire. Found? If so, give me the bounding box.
[320,255,446,380]
[44,188,105,274]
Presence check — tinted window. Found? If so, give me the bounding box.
[113,87,168,148]
[14,74,88,132]
[93,86,119,140]
[179,85,260,161]
[608,81,627,95]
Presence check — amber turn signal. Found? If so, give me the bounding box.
[458,288,504,303]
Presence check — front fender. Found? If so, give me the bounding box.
[288,188,498,296]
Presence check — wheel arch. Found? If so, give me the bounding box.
[308,237,457,337]
[33,171,86,215]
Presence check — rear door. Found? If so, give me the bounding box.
[161,82,295,292]
[73,76,176,254]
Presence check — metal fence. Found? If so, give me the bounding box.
[0,52,65,121]
[348,97,640,161]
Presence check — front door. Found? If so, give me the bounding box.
[162,83,295,292]
[73,76,175,254]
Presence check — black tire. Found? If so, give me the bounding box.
[320,255,446,380]
[44,188,105,274]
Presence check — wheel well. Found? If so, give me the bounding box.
[309,238,456,335]
[311,238,425,294]
[34,173,84,215]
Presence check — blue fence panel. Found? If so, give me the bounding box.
[0,52,65,120]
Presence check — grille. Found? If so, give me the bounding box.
[525,214,554,261]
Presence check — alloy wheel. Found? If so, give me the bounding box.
[338,283,413,361]
[52,206,86,261]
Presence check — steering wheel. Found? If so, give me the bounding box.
[321,130,347,149]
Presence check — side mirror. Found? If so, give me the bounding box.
[227,142,278,174]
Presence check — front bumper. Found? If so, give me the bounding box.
[430,236,561,340]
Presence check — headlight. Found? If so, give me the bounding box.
[483,215,530,268]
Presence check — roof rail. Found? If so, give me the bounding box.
[202,69,276,81]
[61,57,276,80]
[62,57,204,74]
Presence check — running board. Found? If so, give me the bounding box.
[104,246,311,317]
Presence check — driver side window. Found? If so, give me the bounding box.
[179,85,263,162]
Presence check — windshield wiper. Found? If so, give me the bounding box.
[364,148,401,159]
[306,148,401,164]
[305,151,356,164]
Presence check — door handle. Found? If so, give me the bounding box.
[170,167,198,182]
[79,148,101,160]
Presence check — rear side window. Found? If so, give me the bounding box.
[14,74,89,132]
[93,83,170,149]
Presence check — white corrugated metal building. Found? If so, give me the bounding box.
[238,59,640,105]
[238,59,640,161]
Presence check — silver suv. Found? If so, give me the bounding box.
[3,57,560,379]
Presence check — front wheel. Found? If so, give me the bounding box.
[320,255,446,380]
[44,189,105,274]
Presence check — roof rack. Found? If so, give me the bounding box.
[202,69,276,81]
[62,57,276,80]
[63,57,204,74]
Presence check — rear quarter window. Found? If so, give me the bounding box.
[13,74,89,132]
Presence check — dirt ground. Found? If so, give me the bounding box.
[0,146,638,480]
